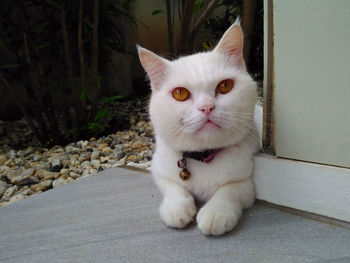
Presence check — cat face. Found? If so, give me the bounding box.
[138,22,257,151]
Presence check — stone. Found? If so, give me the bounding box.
[70,157,79,167]
[91,160,101,169]
[137,121,146,127]
[69,172,80,179]
[146,150,153,160]
[127,155,137,162]
[0,180,9,198]
[32,154,42,162]
[0,165,10,175]
[0,154,7,166]
[29,161,40,168]
[52,177,67,188]
[81,161,92,169]
[51,158,61,167]
[18,186,33,196]
[10,168,39,185]
[126,162,148,170]
[36,170,60,180]
[16,150,25,157]
[112,160,125,167]
[76,168,84,174]
[9,193,26,204]
[132,141,146,149]
[98,143,109,151]
[100,156,109,163]
[31,180,52,192]
[81,140,88,148]
[121,134,130,140]
[102,147,113,153]
[111,150,124,160]
[60,168,71,174]
[50,165,62,173]
[14,158,24,166]
[65,145,73,153]
[101,163,112,170]
[5,159,15,167]
[5,169,20,182]
[91,151,100,161]
[61,159,70,168]
[7,150,16,160]
[2,185,18,200]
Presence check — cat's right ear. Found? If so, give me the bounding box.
[137,44,169,90]
[213,19,246,69]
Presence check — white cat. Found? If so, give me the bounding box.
[137,20,259,235]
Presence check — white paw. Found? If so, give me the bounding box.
[159,197,196,228]
[196,204,241,235]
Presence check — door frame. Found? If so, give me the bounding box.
[256,0,350,223]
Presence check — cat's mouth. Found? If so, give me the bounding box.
[198,119,221,132]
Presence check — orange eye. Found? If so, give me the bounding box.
[172,87,190,101]
[216,79,234,94]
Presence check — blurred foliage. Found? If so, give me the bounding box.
[0,0,136,146]
[203,0,263,80]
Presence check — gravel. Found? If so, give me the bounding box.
[0,97,155,207]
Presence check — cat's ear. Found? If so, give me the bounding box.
[137,45,169,90]
[214,18,246,69]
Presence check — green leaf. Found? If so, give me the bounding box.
[1,64,20,69]
[100,95,124,104]
[93,108,108,122]
[80,87,87,102]
[36,43,49,50]
[67,127,78,135]
[152,10,163,16]
[194,0,205,13]
[88,122,104,130]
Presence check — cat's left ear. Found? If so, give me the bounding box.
[137,45,169,90]
[214,19,246,69]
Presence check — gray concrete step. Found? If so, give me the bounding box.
[1,168,350,263]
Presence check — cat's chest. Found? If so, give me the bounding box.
[152,143,255,202]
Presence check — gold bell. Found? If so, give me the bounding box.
[179,169,191,181]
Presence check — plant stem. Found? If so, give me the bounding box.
[178,0,195,54]
[165,0,174,54]
[190,0,220,43]
[91,0,99,109]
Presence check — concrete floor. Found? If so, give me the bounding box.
[1,168,350,263]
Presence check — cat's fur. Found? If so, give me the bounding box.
[137,20,259,235]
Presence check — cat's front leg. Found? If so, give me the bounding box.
[196,177,255,235]
[157,178,196,228]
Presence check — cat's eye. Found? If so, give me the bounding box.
[216,79,234,94]
[172,87,190,101]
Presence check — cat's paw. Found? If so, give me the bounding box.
[196,204,241,235]
[159,198,196,228]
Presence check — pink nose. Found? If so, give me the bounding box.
[198,104,215,116]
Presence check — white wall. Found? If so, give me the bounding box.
[273,0,350,168]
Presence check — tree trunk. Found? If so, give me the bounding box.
[241,0,257,65]
[165,0,174,54]
[0,73,47,145]
[178,0,195,54]
[91,0,99,108]
[190,0,220,43]
[78,0,85,94]
[60,3,74,95]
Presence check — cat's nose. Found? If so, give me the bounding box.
[198,104,215,116]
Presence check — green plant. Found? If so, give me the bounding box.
[88,95,124,133]
[204,0,263,80]
[152,0,221,55]
[0,0,137,146]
